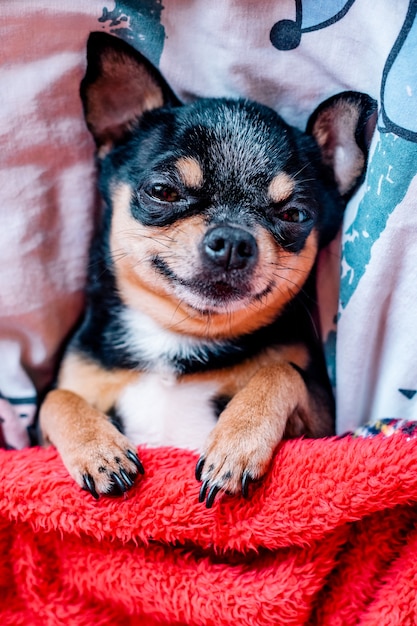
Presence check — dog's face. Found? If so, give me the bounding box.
[82,33,374,340]
[104,100,323,339]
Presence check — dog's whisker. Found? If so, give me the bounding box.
[169,298,188,327]
[109,252,129,263]
[118,233,177,249]
[269,264,312,273]
[269,273,308,291]
[269,253,316,264]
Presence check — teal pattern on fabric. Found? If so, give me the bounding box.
[99,1,165,65]
[340,132,417,309]
[323,329,337,389]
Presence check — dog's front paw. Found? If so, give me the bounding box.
[195,425,276,508]
[63,429,144,500]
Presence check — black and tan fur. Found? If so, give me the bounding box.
[40,33,376,507]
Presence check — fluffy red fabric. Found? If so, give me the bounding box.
[1,434,417,625]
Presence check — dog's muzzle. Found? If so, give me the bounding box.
[201,225,258,272]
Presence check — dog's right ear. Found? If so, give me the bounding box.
[80,32,179,156]
[307,92,377,197]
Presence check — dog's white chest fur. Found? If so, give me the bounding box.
[116,372,220,452]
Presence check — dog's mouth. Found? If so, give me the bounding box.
[151,255,272,313]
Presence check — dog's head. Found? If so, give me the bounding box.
[81,33,375,340]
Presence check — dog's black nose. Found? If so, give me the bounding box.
[202,225,258,270]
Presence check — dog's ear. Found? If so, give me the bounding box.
[307,92,377,196]
[80,32,179,155]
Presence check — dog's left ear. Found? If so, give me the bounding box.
[80,32,180,155]
[307,92,377,196]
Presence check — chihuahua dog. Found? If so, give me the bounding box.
[40,32,375,507]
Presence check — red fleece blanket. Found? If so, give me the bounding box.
[1,430,417,625]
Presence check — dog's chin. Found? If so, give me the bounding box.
[151,257,272,315]
[172,279,273,315]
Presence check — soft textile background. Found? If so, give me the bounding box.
[0,1,416,447]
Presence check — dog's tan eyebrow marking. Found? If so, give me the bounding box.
[175,156,204,189]
[111,181,133,211]
[268,172,295,203]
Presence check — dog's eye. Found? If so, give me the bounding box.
[278,208,310,223]
[147,184,181,203]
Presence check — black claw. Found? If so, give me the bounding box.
[83,473,99,500]
[241,470,252,499]
[199,479,210,503]
[195,456,205,481]
[206,485,221,509]
[126,450,145,475]
[119,468,135,488]
[111,471,128,493]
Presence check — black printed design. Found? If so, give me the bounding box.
[380,0,417,142]
[399,389,417,400]
[270,0,356,51]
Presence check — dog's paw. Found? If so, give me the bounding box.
[195,427,276,508]
[63,430,144,499]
